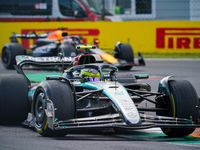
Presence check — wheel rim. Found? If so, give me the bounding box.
[34,92,46,127]
[1,48,11,65]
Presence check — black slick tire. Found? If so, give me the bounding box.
[159,80,199,137]
[119,43,134,63]
[0,74,29,125]
[32,80,75,137]
[115,43,134,70]
[1,43,25,69]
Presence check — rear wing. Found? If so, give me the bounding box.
[11,32,49,39]
[10,31,82,43]
[10,32,49,43]
[16,55,74,68]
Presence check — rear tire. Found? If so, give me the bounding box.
[0,74,29,125]
[1,43,25,69]
[157,80,199,137]
[32,80,75,137]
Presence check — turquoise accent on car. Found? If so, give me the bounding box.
[79,82,103,90]
[28,90,35,97]
[19,55,24,61]
[58,120,68,127]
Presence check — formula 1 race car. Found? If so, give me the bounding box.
[0,46,198,137]
[1,28,81,69]
[1,28,144,70]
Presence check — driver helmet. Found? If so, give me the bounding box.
[80,69,100,82]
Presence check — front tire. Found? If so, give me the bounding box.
[119,43,134,63]
[157,80,199,137]
[32,80,75,137]
[114,43,134,70]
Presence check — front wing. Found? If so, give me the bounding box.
[51,114,200,131]
[44,99,200,131]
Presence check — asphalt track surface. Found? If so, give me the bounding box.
[0,59,200,150]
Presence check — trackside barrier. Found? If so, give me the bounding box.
[0,21,200,54]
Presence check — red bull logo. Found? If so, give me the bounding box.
[156,28,200,49]
[21,28,100,49]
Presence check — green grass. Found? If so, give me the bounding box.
[140,53,200,59]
